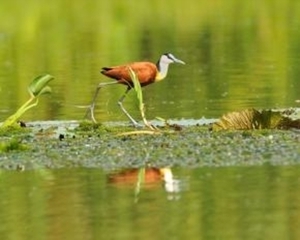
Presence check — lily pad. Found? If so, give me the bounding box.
[212,108,300,131]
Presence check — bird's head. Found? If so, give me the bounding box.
[155,53,185,80]
[160,53,185,65]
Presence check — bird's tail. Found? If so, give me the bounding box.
[101,67,112,73]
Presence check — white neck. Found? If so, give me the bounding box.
[156,61,170,80]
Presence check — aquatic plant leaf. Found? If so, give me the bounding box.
[1,74,54,128]
[28,74,54,97]
[128,67,143,105]
[37,86,52,95]
[212,109,260,130]
[212,108,300,131]
[127,67,156,130]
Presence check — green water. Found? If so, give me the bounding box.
[1,166,300,240]
[0,1,299,122]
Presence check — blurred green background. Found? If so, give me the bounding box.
[0,0,299,122]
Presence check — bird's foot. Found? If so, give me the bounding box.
[84,105,97,123]
[131,121,143,129]
[131,122,158,131]
[142,119,158,131]
[145,123,158,131]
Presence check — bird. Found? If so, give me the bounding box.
[87,53,185,126]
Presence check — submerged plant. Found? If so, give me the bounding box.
[1,74,54,128]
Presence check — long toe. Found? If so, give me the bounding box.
[131,121,143,128]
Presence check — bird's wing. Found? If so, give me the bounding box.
[101,62,157,86]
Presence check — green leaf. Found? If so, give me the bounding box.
[38,86,52,95]
[1,74,54,128]
[28,74,54,97]
[128,67,143,105]
[127,66,155,130]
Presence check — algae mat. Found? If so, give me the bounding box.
[0,120,299,170]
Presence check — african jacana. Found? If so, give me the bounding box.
[87,53,185,126]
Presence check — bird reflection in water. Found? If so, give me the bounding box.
[107,167,184,200]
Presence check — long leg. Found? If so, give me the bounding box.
[118,87,140,127]
[85,81,118,123]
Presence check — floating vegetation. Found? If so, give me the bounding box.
[76,121,107,132]
[212,108,300,131]
[0,138,28,153]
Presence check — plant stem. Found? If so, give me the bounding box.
[0,96,36,128]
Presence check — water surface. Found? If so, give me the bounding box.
[1,166,300,239]
[0,1,299,122]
